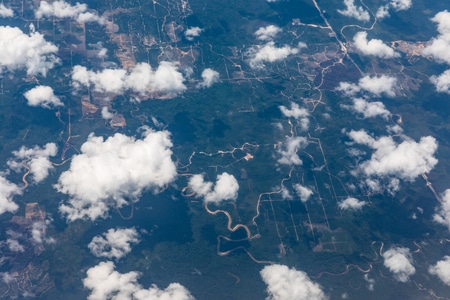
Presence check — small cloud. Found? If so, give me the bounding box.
[260,264,327,300]
[188,172,239,205]
[277,136,308,166]
[6,239,24,252]
[279,102,310,131]
[390,0,412,11]
[254,25,282,41]
[341,98,390,120]
[0,4,14,18]
[185,27,203,41]
[352,31,400,59]
[0,176,21,215]
[337,75,397,98]
[382,246,415,282]
[433,189,450,231]
[338,197,367,210]
[72,62,186,99]
[376,0,412,19]
[35,0,104,24]
[294,184,313,202]
[56,129,177,222]
[84,261,195,300]
[88,228,140,260]
[197,68,220,88]
[248,41,302,69]
[101,107,114,120]
[24,86,64,108]
[348,129,438,193]
[422,10,450,65]
[0,26,59,76]
[337,0,370,22]
[429,256,450,286]
[430,69,450,94]
[8,143,58,184]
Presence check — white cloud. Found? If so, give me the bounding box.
[348,130,438,192]
[84,261,195,300]
[429,256,450,286]
[353,31,400,59]
[188,172,239,205]
[337,0,370,22]
[0,176,21,215]
[24,86,64,108]
[56,129,177,221]
[88,228,140,260]
[0,4,13,17]
[185,27,203,41]
[390,0,412,11]
[430,69,450,94]
[255,25,282,41]
[279,102,310,131]
[277,136,308,165]
[35,0,104,24]
[422,11,450,65]
[101,107,114,120]
[376,0,412,19]
[341,98,390,120]
[376,5,390,19]
[260,264,327,300]
[0,26,59,76]
[197,68,220,88]
[6,238,24,252]
[433,189,450,231]
[8,143,58,184]
[294,184,313,202]
[72,62,186,98]
[337,75,397,97]
[382,247,415,282]
[248,41,304,69]
[338,197,367,210]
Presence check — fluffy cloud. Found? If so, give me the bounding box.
[422,11,450,64]
[294,184,313,202]
[376,0,412,19]
[196,68,220,88]
[84,261,195,300]
[0,4,13,17]
[348,130,438,193]
[35,0,104,24]
[430,69,450,94]
[382,247,415,282]
[279,102,310,131]
[0,26,59,76]
[337,75,397,97]
[277,136,308,165]
[72,62,186,98]
[429,256,450,286]
[24,86,64,108]
[88,228,140,260]
[185,27,203,41]
[0,176,21,215]
[337,0,370,22]
[188,173,239,205]
[341,98,390,120]
[7,143,58,184]
[433,189,450,231]
[338,197,367,210]
[56,129,177,221]
[248,41,305,69]
[260,264,327,300]
[353,31,400,59]
[255,25,282,41]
